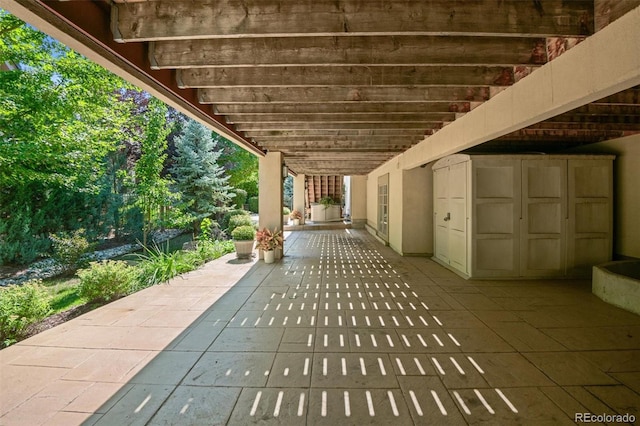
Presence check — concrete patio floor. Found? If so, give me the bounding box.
[1,229,639,425]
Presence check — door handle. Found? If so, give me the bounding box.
[443,212,451,222]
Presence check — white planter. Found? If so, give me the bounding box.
[310,204,341,222]
[233,240,254,259]
[292,219,300,226]
[263,249,275,264]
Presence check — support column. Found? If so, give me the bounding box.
[350,175,367,228]
[293,173,306,225]
[259,152,284,259]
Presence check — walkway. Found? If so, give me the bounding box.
[1,229,639,425]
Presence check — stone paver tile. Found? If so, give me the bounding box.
[278,327,316,352]
[542,326,640,350]
[578,350,640,373]
[0,379,94,426]
[611,372,640,395]
[306,388,414,426]
[183,352,275,386]
[563,385,618,417]
[424,310,485,328]
[267,353,313,387]
[490,322,567,352]
[310,354,398,388]
[139,309,204,328]
[108,307,165,327]
[64,382,133,414]
[466,353,555,387]
[397,376,467,424]
[469,310,523,323]
[164,320,225,352]
[389,354,438,377]
[347,329,408,353]
[42,410,98,426]
[76,307,148,326]
[93,384,175,426]
[199,308,236,323]
[448,293,504,311]
[585,385,640,417]
[523,352,618,386]
[6,346,96,369]
[426,354,490,389]
[208,327,284,352]
[62,349,155,383]
[227,388,309,425]
[537,386,597,422]
[149,385,241,426]
[314,327,352,352]
[128,351,200,385]
[442,327,514,352]
[0,365,67,416]
[457,387,575,425]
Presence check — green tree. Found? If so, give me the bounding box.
[216,136,259,197]
[132,98,174,245]
[171,120,233,232]
[0,12,134,264]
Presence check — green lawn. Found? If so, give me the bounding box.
[42,276,86,314]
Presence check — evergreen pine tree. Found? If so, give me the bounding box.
[171,120,233,226]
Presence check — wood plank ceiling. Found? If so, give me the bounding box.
[27,1,640,174]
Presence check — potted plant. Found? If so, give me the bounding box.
[231,225,256,259]
[290,209,303,226]
[256,227,283,264]
[282,207,291,225]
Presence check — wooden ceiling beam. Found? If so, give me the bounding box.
[227,113,455,124]
[112,1,593,41]
[177,66,519,88]
[244,129,426,138]
[236,122,440,131]
[149,36,548,69]
[259,139,414,147]
[200,87,490,104]
[215,102,471,115]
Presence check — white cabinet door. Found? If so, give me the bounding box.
[520,159,567,277]
[567,159,613,276]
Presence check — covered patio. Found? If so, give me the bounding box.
[1,229,639,425]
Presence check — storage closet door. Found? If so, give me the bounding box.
[567,159,613,276]
[520,159,567,277]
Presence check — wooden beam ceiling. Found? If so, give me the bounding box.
[17,0,640,175]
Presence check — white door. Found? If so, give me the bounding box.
[434,166,450,264]
[520,159,567,276]
[434,162,468,274]
[377,174,389,241]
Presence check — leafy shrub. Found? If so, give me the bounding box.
[199,217,214,241]
[195,239,235,262]
[247,196,259,213]
[228,214,254,233]
[49,229,93,268]
[232,188,248,209]
[221,209,250,231]
[134,245,195,289]
[282,207,291,216]
[77,260,137,303]
[0,280,51,347]
[232,225,256,241]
